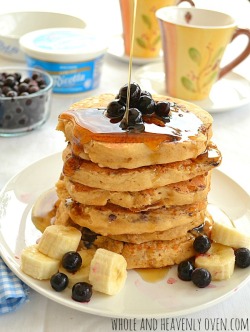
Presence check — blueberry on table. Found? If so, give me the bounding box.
[72,282,92,302]
[191,268,211,288]
[177,260,195,281]
[50,272,69,292]
[193,235,211,254]
[235,248,250,268]
[62,251,82,273]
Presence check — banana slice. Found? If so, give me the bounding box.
[89,248,127,295]
[37,225,82,260]
[210,207,250,249]
[59,249,96,288]
[59,265,90,288]
[79,248,96,267]
[195,243,235,281]
[21,244,60,280]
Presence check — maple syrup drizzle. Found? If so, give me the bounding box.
[58,0,203,148]
[124,0,137,124]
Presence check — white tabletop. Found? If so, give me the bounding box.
[0,1,250,331]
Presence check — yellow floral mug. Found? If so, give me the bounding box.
[119,0,194,59]
[156,7,250,100]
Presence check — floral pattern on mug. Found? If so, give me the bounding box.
[136,7,161,52]
[181,43,225,95]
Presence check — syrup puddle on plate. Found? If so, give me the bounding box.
[135,267,170,283]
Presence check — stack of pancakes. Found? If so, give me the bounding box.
[55,93,221,269]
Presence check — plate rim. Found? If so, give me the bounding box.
[0,152,250,319]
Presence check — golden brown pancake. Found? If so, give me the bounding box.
[56,173,211,210]
[56,199,207,236]
[62,142,221,192]
[93,234,196,269]
[57,94,213,169]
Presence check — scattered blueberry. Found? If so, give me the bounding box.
[72,282,92,302]
[50,272,69,292]
[193,235,211,254]
[62,251,82,273]
[235,248,250,268]
[177,260,195,281]
[191,268,211,288]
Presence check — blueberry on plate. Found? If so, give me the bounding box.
[177,260,195,281]
[191,268,211,288]
[72,282,92,302]
[235,248,250,268]
[193,235,211,254]
[62,251,82,273]
[50,272,69,292]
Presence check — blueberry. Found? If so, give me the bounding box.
[62,251,82,273]
[50,272,69,292]
[106,100,125,118]
[140,90,152,98]
[177,260,195,281]
[18,83,29,94]
[118,82,141,106]
[72,282,92,302]
[138,95,155,115]
[191,268,211,288]
[193,235,211,254]
[235,248,250,268]
[155,101,171,117]
[120,108,145,132]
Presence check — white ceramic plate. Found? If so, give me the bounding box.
[108,35,162,65]
[134,62,250,113]
[0,153,250,319]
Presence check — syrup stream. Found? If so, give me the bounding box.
[124,0,137,125]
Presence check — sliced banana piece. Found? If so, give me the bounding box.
[59,265,90,288]
[89,248,127,295]
[59,249,96,288]
[79,248,96,267]
[195,243,235,281]
[21,244,60,280]
[209,206,250,249]
[37,225,82,260]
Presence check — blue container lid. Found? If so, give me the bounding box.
[19,28,108,63]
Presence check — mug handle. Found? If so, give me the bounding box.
[219,28,250,79]
[177,0,195,7]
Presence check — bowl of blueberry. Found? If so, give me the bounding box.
[0,66,53,136]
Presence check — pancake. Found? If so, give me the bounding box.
[62,142,221,192]
[93,234,196,269]
[56,172,211,210]
[56,94,213,169]
[57,199,207,236]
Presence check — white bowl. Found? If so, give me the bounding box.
[0,11,86,62]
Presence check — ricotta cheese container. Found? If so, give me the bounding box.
[19,28,107,94]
